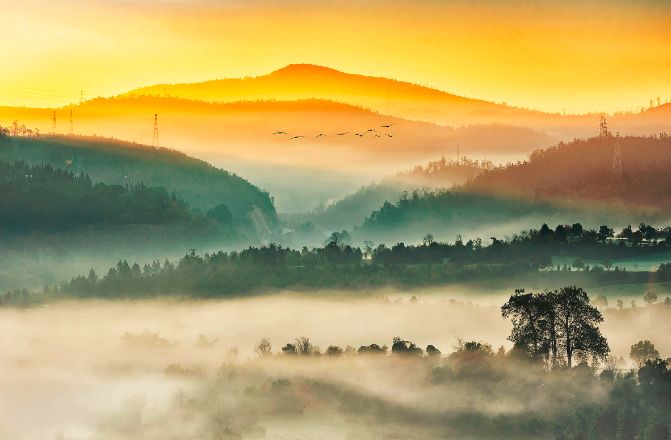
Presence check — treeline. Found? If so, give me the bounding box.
[360,189,565,236]
[371,221,671,267]
[0,160,208,233]
[11,221,666,300]
[396,154,491,185]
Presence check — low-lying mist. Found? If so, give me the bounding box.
[1,290,668,439]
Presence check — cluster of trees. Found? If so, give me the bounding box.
[369,222,671,267]
[0,160,205,233]
[0,121,39,137]
[502,286,609,368]
[266,336,437,358]
[361,189,556,236]
[403,154,494,175]
[8,220,669,299]
[394,154,491,187]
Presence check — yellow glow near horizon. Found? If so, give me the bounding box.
[1,0,669,113]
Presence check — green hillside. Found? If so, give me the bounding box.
[0,134,278,232]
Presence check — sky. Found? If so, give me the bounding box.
[0,0,669,113]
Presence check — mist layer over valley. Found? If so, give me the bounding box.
[2,290,669,440]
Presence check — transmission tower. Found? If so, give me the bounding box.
[69,108,73,134]
[52,110,57,132]
[612,142,623,177]
[599,116,609,137]
[152,113,159,147]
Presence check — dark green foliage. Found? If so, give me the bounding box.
[0,134,277,228]
[630,340,661,367]
[361,190,561,238]
[40,220,671,300]
[312,182,404,230]
[0,160,196,233]
[502,287,609,368]
[207,203,233,224]
[357,343,387,355]
[391,337,424,357]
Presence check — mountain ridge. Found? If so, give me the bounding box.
[123,63,542,124]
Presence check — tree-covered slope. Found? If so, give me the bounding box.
[0,134,277,232]
[0,160,198,233]
[309,156,489,232]
[465,134,671,211]
[357,134,671,244]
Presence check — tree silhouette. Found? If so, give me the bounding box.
[643,291,658,305]
[630,340,660,367]
[502,286,609,368]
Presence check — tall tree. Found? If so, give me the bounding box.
[502,286,609,368]
[553,286,609,368]
[501,289,546,359]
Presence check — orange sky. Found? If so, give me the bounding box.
[1,0,669,113]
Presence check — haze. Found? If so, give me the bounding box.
[2,0,670,113]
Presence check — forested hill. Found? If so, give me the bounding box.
[464,134,671,211]
[0,160,199,233]
[358,134,671,243]
[0,134,277,232]
[309,156,489,231]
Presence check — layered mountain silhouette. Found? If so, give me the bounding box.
[0,97,553,172]
[125,64,671,134]
[126,64,539,125]
[1,65,669,212]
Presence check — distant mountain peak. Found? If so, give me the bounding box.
[271,64,342,76]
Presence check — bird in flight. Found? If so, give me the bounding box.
[355,133,364,137]
[386,134,393,138]
[316,133,326,138]
[374,134,381,137]
[273,131,288,135]
[336,132,349,136]
[365,129,375,133]
[381,124,393,128]
[289,135,304,140]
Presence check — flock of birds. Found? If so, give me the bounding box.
[273,124,394,140]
